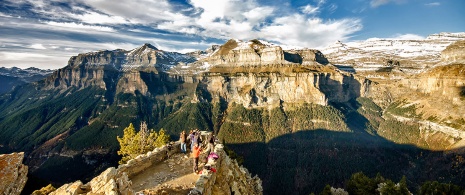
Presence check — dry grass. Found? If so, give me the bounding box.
[215,39,238,56]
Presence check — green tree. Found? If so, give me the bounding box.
[347,172,377,195]
[117,122,170,164]
[377,176,410,195]
[418,181,463,195]
[319,185,332,195]
[117,123,139,164]
[155,128,170,147]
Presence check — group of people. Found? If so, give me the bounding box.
[179,129,216,174]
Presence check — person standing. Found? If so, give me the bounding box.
[192,143,201,174]
[191,131,197,151]
[204,134,214,163]
[180,131,187,153]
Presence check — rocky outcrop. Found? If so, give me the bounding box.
[32,184,56,195]
[441,40,465,63]
[201,71,371,107]
[43,65,118,91]
[0,152,28,195]
[49,181,84,195]
[50,142,263,195]
[202,39,329,67]
[50,143,180,195]
[189,144,262,195]
[399,64,465,102]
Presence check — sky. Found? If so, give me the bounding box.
[0,0,464,69]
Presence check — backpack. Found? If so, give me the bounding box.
[208,152,219,160]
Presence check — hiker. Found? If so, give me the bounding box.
[189,130,195,151]
[180,130,187,153]
[195,130,202,148]
[192,143,202,174]
[204,134,215,163]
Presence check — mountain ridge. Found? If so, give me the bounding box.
[0,32,464,194]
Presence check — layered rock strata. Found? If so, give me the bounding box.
[441,40,465,63]
[202,71,372,107]
[201,39,329,67]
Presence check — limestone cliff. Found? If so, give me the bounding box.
[200,69,371,107]
[41,43,194,93]
[441,40,465,63]
[199,39,329,68]
[0,152,28,195]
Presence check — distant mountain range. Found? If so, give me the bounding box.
[321,32,465,73]
[1,32,465,194]
[0,67,54,94]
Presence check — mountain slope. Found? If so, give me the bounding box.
[0,36,464,194]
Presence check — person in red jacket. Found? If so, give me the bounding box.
[192,143,202,174]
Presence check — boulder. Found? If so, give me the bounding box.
[0,152,28,195]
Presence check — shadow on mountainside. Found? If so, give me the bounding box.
[333,65,356,73]
[226,129,465,195]
[459,86,465,98]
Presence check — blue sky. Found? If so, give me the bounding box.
[0,0,464,69]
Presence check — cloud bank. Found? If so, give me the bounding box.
[0,0,363,69]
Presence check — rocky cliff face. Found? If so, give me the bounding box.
[0,152,28,195]
[42,43,194,92]
[199,39,329,68]
[201,70,371,107]
[441,40,465,63]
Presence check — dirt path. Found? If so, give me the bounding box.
[130,152,204,195]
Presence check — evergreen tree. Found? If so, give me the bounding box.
[319,185,332,195]
[347,172,377,195]
[155,128,170,147]
[117,123,171,164]
[117,123,139,164]
[418,181,463,195]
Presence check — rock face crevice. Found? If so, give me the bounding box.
[0,152,28,195]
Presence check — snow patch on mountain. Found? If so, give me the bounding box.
[321,32,465,73]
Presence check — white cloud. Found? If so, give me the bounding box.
[370,0,390,7]
[0,0,366,69]
[301,4,320,15]
[259,15,362,48]
[67,11,130,24]
[45,21,116,32]
[390,33,425,40]
[424,2,440,6]
[328,4,338,13]
[370,0,406,7]
[0,51,70,69]
[29,44,46,50]
[79,0,178,24]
